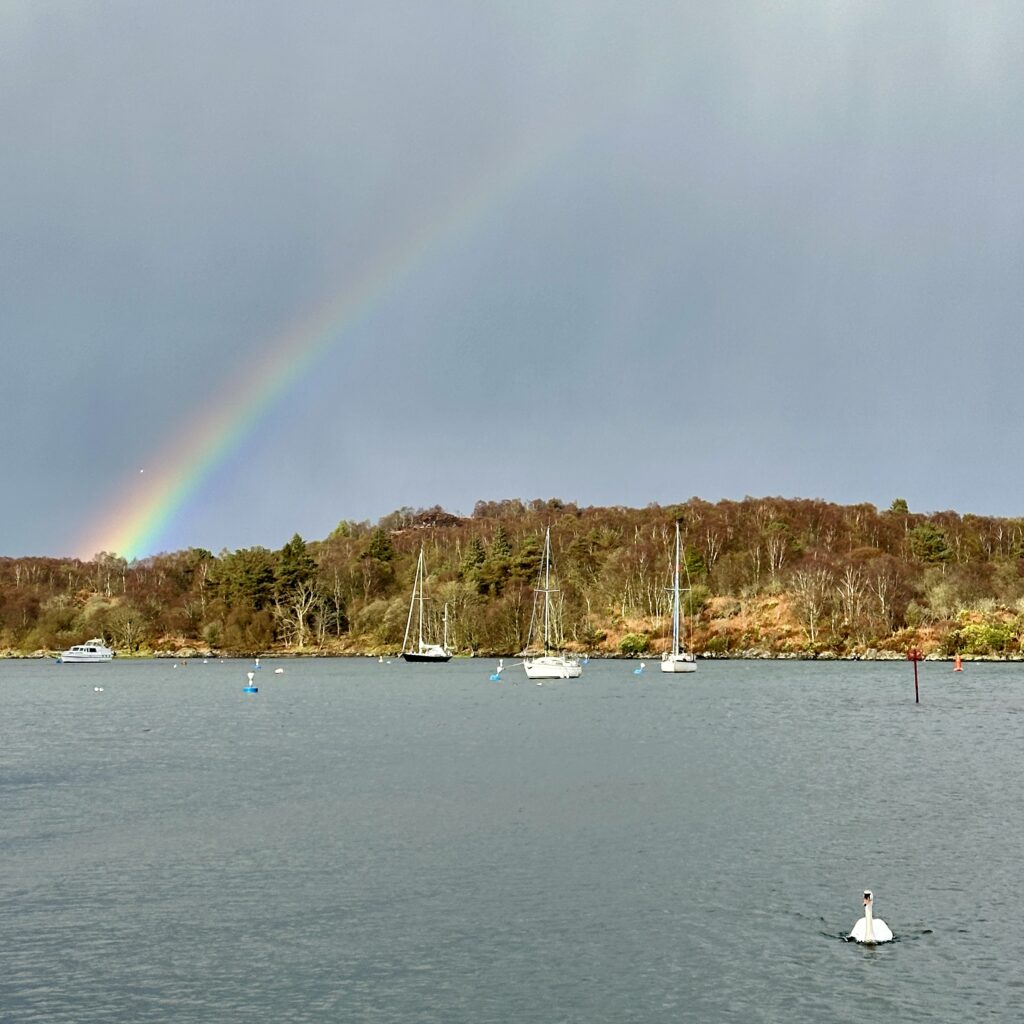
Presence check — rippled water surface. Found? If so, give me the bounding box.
[4,657,1024,1022]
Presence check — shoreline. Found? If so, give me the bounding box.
[5,649,1022,663]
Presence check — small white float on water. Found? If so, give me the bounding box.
[849,890,893,944]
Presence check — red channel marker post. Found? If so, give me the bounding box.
[908,648,923,703]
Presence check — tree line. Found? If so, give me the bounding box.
[3,495,1024,657]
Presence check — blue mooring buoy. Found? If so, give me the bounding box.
[243,670,258,694]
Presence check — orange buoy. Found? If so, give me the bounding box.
[954,654,963,672]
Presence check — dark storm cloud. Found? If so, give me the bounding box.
[3,2,1023,556]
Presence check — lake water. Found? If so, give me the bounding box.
[3,656,1024,1022]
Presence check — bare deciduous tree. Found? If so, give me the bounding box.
[790,568,834,645]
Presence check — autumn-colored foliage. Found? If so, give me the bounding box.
[4,497,1024,657]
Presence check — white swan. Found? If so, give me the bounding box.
[849,890,893,944]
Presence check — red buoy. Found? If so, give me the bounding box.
[954,654,963,672]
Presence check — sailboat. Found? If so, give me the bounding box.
[401,548,452,663]
[661,522,697,674]
[522,528,582,680]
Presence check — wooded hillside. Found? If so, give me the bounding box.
[3,496,1024,658]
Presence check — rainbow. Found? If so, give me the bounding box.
[73,127,587,561]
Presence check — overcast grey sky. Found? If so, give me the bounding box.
[4,1,1023,558]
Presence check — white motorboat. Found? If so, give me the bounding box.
[661,522,697,674]
[401,547,452,663]
[522,528,582,680]
[59,638,114,663]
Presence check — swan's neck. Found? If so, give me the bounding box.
[863,902,874,942]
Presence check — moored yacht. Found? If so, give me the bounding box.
[401,548,453,663]
[59,638,114,663]
[522,528,582,680]
[661,522,697,674]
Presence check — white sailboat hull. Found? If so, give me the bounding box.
[523,655,582,679]
[660,652,697,673]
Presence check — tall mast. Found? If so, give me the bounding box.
[672,522,681,656]
[417,549,425,649]
[543,528,552,653]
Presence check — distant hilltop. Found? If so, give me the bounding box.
[3,496,1023,659]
